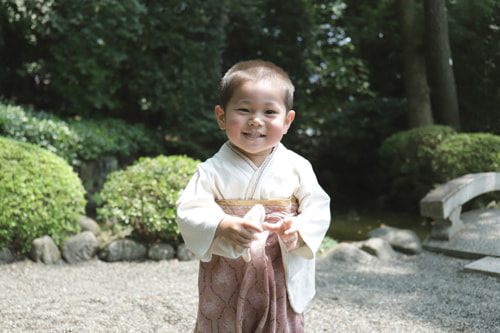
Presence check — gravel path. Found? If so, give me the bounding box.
[0,251,498,333]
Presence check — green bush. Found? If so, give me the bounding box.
[97,155,199,244]
[0,102,81,166]
[0,137,86,253]
[0,101,164,166]
[377,125,457,210]
[286,97,408,192]
[431,133,500,181]
[68,118,164,161]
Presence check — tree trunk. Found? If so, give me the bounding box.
[424,0,461,130]
[396,0,434,128]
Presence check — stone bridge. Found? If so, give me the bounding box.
[419,172,500,276]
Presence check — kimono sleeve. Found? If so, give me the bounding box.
[176,165,226,261]
[291,158,331,259]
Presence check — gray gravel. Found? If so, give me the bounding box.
[0,251,498,333]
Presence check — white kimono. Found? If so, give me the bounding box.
[176,141,331,313]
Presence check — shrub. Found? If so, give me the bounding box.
[431,133,500,182]
[377,125,457,211]
[68,117,164,161]
[286,97,408,193]
[0,102,81,166]
[97,155,199,244]
[0,101,165,166]
[0,137,86,253]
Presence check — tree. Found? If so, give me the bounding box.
[396,0,434,128]
[424,0,460,130]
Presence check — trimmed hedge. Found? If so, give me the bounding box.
[432,133,500,181]
[0,103,80,165]
[97,155,199,244]
[378,126,500,211]
[0,137,86,253]
[377,125,457,210]
[0,102,164,166]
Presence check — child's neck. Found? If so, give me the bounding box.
[229,142,276,168]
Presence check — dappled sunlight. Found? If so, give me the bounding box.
[311,253,499,332]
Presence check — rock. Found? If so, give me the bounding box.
[0,247,14,264]
[359,237,397,261]
[367,226,422,255]
[177,243,196,261]
[62,231,99,264]
[98,239,147,262]
[148,243,176,261]
[30,236,61,264]
[78,216,100,236]
[320,242,374,263]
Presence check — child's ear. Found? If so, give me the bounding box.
[215,105,226,130]
[283,110,295,134]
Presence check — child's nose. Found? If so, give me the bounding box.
[248,115,264,127]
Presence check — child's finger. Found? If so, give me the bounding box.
[243,221,263,233]
[262,221,282,232]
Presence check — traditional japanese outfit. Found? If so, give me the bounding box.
[176,142,331,332]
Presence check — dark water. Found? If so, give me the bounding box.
[327,196,432,242]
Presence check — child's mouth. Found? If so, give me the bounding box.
[244,132,265,139]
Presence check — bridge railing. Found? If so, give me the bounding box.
[420,172,500,240]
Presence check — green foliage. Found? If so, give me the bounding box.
[431,133,500,182]
[303,0,374,110]
[0,136,86,253]
[97,155,199,244]
[0,102,81,165]
[318,236,338,254]
[0,101,164,166]
[448,0,500,134]
[1,0,226,159]
[377,125,457,210]
[286,97,407,192]
[68,118,164,161]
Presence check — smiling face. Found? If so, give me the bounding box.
[215,80,295,167]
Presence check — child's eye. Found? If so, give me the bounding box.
[237,108,250,113]
[265,110,277,115]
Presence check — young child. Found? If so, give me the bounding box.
[176,60,331,332]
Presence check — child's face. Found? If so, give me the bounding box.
[215,80,295,166]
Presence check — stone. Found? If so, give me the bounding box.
[62,231,99,264]
[177,243,196,261]
[0,247,14,264]
[98,239,147,262]
[148,243,175,261]
[464,256,500,277]
[30,236,61,264]
[367,226,422,255]
[78,216,100,236]
[359,237,397,261]
[320,242,374,263]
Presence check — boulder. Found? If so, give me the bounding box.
[320,242,374,263]
[0,247,14,265]
[62,231,99,264]
[148,243,176,261]
[367,226,422,255]
[177,243,196,261]
[98,239,147,262]
[78,216,100,236]
[359,237,397,261]
[30,236,61,264]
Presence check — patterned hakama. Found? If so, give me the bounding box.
[195,201,304,333]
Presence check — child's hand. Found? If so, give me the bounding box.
[215,215,263,248]
[263,218,299,253]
